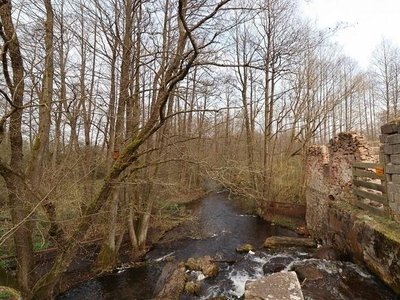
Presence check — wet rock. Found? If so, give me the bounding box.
[263,236,316,248]
[294,264,324,281]
[184,281,201,296]
[185,255,218,277]
[312,246,341,261]
[262,256,295,275]
[295,225,310,236]
[153,262,177,296]
[244,271,304,300]
[202,263,218,277]
[236,243,255,253]
[186,257,199,270]
[152,262,186,300]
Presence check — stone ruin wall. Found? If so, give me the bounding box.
[305,145,329,237]
[328,132,377,197]
[306,132,377,237]
[381,121,400,216]
[305,131,400,295]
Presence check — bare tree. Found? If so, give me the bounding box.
[0,0,34,294]
[31,1,231,298]
[371,38,400,122]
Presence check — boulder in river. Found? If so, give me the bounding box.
[244,271,304,300]
[236,243,255,253]
[312,246,342,261]
[262,255,296,275]
[263,236,316,248]
[152,262,186,300]
[185,255,218,277]
[294,264,324,281]
[184,281,201,296]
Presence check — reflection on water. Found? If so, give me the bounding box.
[57,192,400,300]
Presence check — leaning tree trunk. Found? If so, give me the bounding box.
[95,0,136,272]
[30,0,230,297]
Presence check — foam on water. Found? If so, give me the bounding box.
[347,262,373,278]
[229,269,252,297]
[154,251,175,262]
[221,253,271,298]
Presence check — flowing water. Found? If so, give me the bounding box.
[58,191,399,300]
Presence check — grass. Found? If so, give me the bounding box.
[33,241,52,252]
[333,199,400,242]
[0,286,20,300]
[266,214,303,231]
[0,259,13,269]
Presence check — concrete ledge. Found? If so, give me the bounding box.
[309,199,400,295]
[244,271,304,300]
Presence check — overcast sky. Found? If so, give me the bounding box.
[301,0,400,69]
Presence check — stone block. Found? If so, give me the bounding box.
[387,182,400,193]
[386,164,400,174]
[388,192,395,203]
[244,271,304,300]
[392,174,400,184]
[389,201,399,213]
[388,133,400,144]
[381,123,400,134]
[384,144,393,154]
[391,154,400,164]
[380,134,388,143]
[386,173,392,182]
[380,134,389,143]
[392,144,400,154]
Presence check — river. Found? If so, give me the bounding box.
[57,191,399,299]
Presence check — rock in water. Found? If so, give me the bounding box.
[244,271,304,300]
[236,243,255,253]
[312,246,342,261]
[263,236,316,248]
[262,256,296,275]
[294,264,324,281]
[152,262,186,300]
[185,255,219,277]
[184,281,201,296]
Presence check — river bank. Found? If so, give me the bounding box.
[0,190,206,298]
[58,191,399,299]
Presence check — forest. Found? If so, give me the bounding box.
[0,0,399,298]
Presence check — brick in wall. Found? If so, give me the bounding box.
[385,144,400,154]
[388,133,400,144]
[386,164,400,174]
[388,192,395,203]
[387,182,400,194]
[392,174,400,184]
[380,134,388,143]
[381,123,400,134]
[391,154,400,165]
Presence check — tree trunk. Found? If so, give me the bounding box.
[0,0,34,295]
[30,0,229,297]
